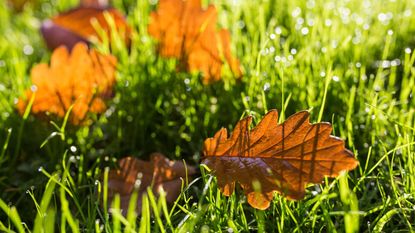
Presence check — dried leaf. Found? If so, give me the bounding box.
[41,6,131,50]
[148,0,241,84]
[17,42,117,125]
[202,109,359,210]
[107,153,196,214]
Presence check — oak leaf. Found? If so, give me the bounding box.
[148,0,241,84]
[41,6,131,50]
[107,153,196,214]
[17,42,117,125]
[202,110,359,210]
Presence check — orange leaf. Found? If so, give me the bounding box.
[17,42,117,125]
[148,0,242,84]
[41,6,131,50]
[202,109,359,210]
[107,153,196,214]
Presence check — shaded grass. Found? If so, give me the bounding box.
[1,0,415,232]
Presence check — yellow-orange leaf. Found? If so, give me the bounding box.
[107,153,196,214]
[202,109,358,210]
[148,0,241,84]
[41,6,131,50]
[17,42,117,125]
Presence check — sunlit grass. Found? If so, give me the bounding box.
[1,0,415,232]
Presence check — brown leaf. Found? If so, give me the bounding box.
[17,42,117,125]
[148,0,242,84]
[107,153,196,214]
[202,109,359,210]
[41,6,131,50]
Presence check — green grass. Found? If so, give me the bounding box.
[1,0,415,232]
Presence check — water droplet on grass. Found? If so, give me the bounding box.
[263,82,270,91]
[325,19,332,27]
[23,45,33,55]
[237,20,245,29]
[274,56,281,62]
[290,48,297,55]
[70,146,77,153]
[292,7,301,18]
[30,85,38,92]
[275,26,282,35]
[404,9,412,17]
[391,59,400,66]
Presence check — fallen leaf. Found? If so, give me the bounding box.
[41,6,131,50]
[17,42,117,125]
[202,109,359,210]
[107,153,196,214]
[148,0,241,84]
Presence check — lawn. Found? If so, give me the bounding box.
[1,0,415,232]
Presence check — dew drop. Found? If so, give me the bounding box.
[325,19,332,27]
[69,156,76,163]
[274,55,281,62]
[292,7,301,18]
[290,48,297,55]
[274,26,282,35]
[301,27,309,35]
[30,85,38,92]
[263,82,270,91]
[70,146,77,153]
[23,45,33,55]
